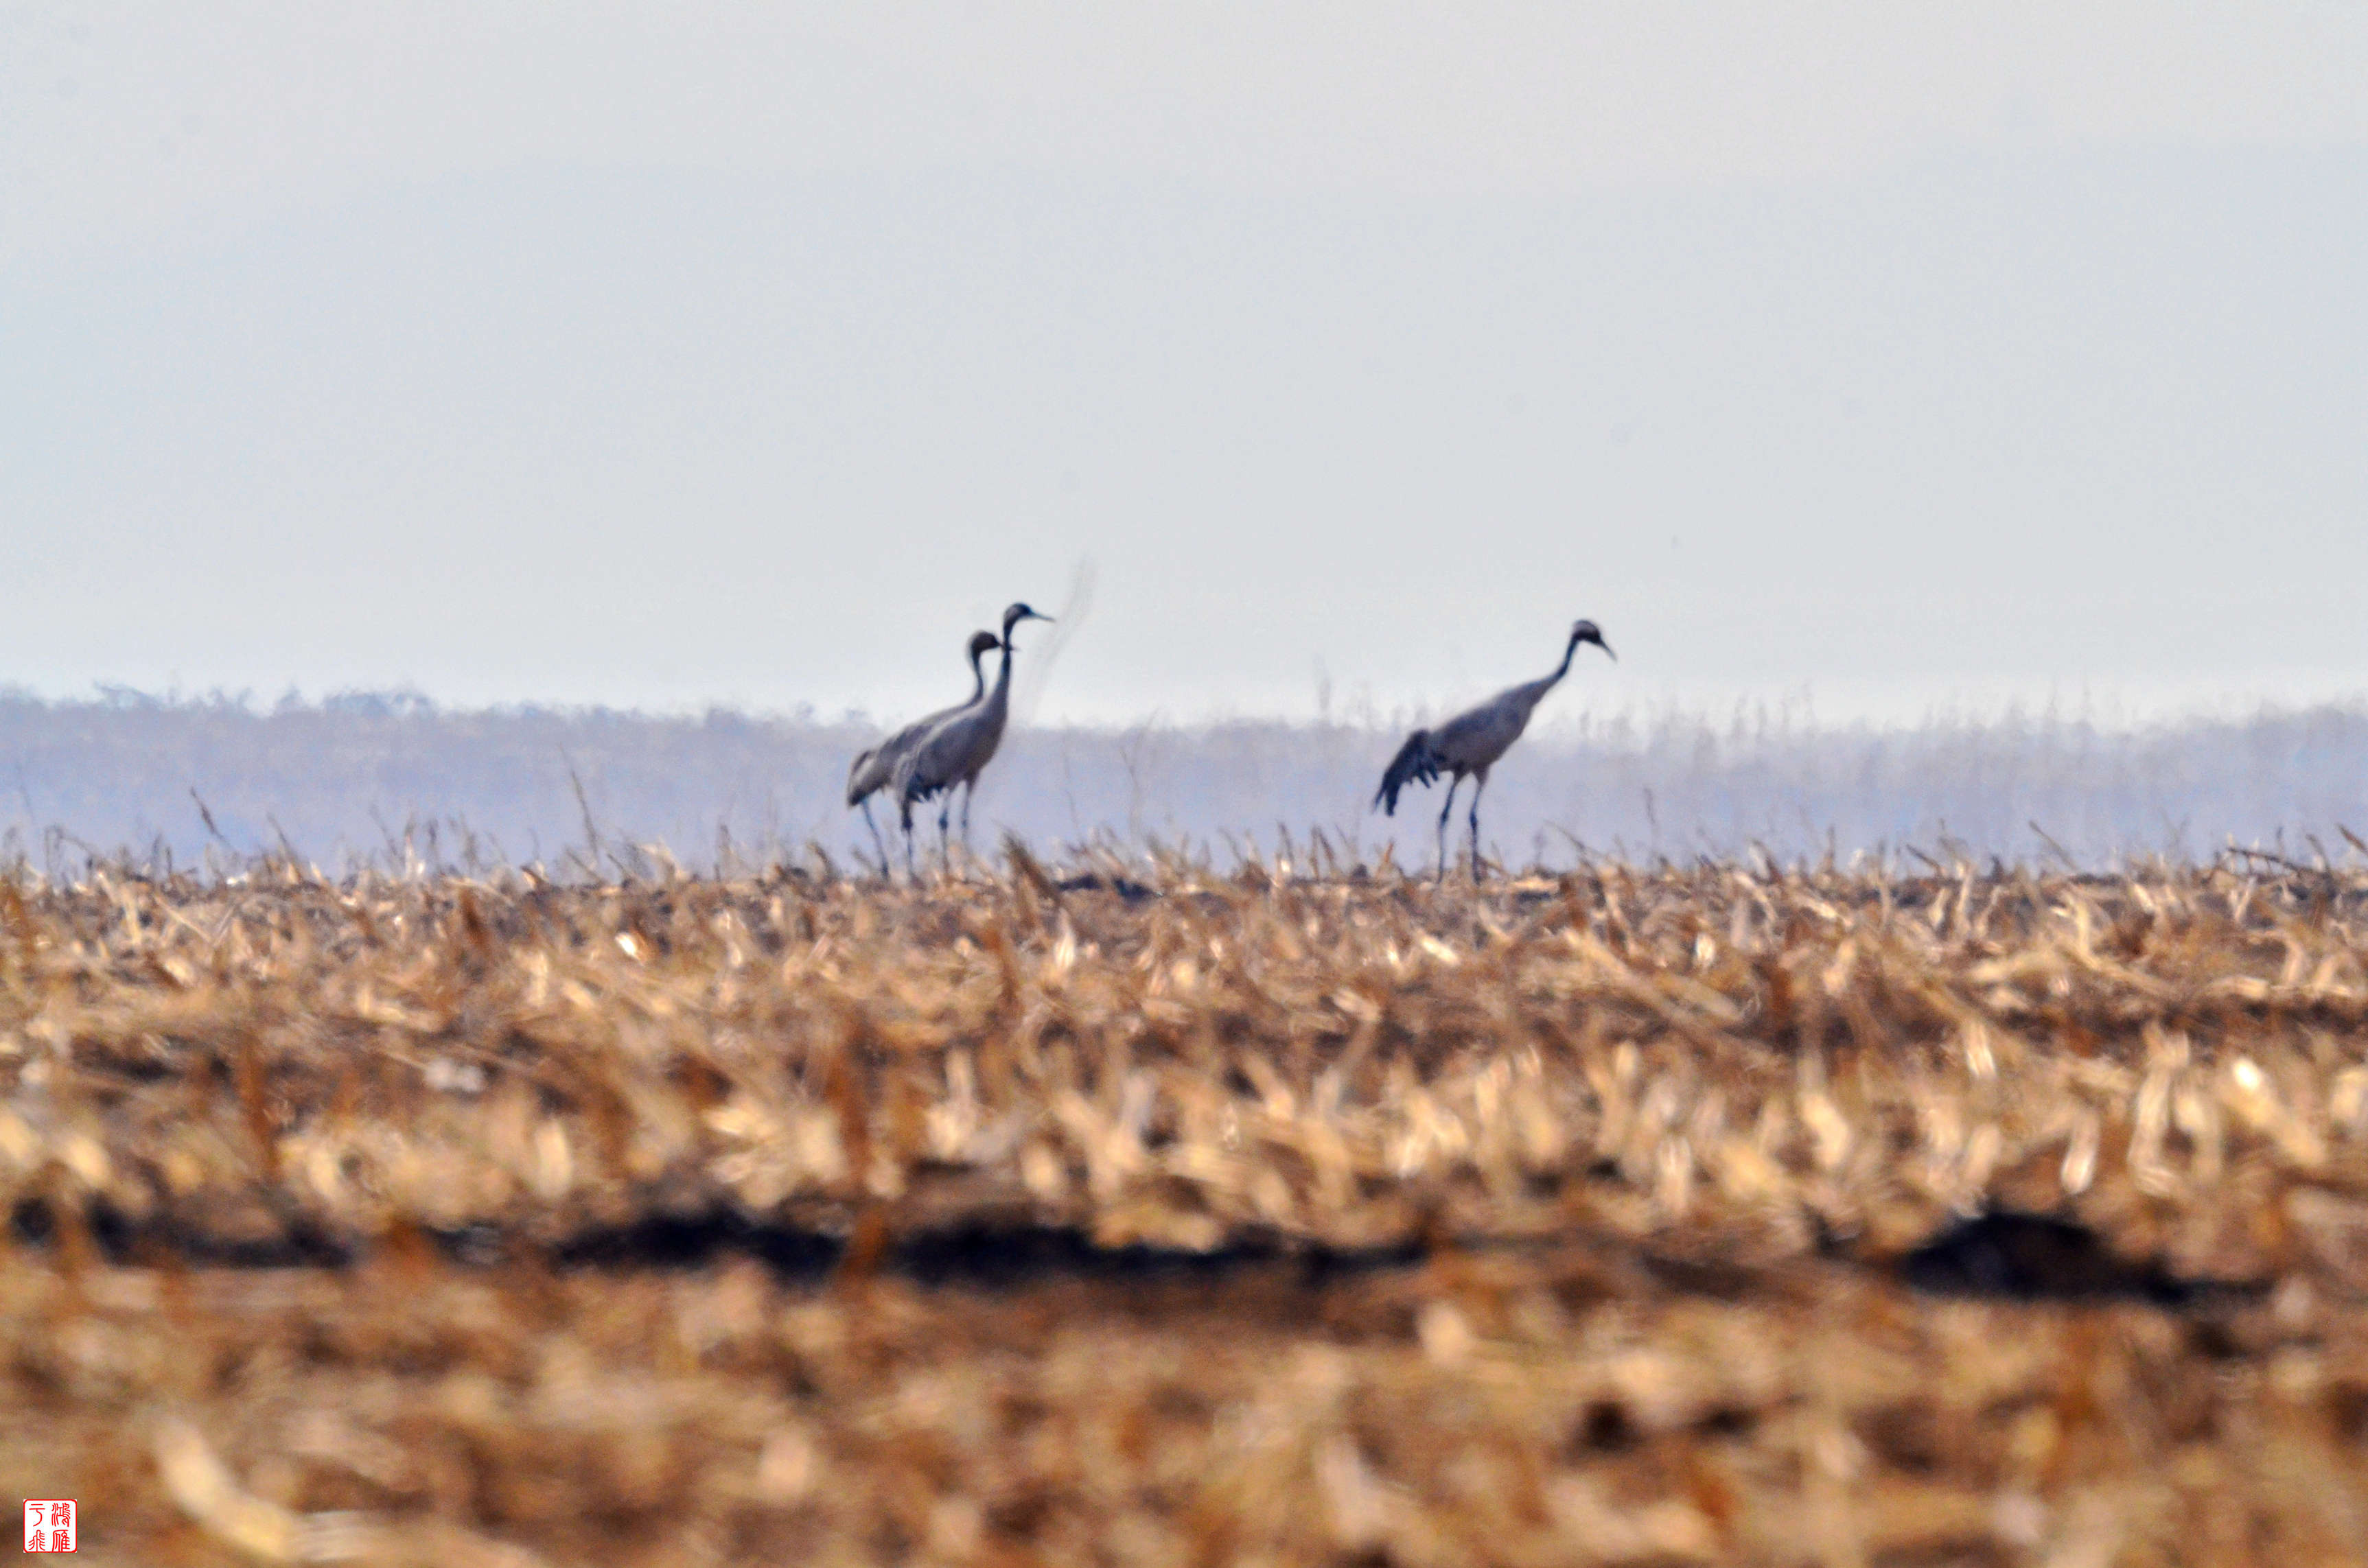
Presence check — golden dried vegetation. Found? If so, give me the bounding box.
[5,852,2368,1563]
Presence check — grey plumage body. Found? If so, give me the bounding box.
[894,602,1052,869]
[846,630,1000,867]
[1375,619,1614,879]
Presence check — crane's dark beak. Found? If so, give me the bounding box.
[1599,640,1616,662]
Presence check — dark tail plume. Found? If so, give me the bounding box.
[1374,730,1443,815]
[846,747,881,808]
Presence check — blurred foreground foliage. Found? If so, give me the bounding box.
[5,852,2368,1562]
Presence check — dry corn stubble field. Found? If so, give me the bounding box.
[5,849,2368,1565]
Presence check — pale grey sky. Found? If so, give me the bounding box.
[3,4,2362,727]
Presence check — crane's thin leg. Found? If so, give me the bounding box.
[1435,775,1462,882]
[938,797,953,875]
[900,798,917,880]
[857,798,888,876]
[1467,769,1489,882]
[960,780,975,863]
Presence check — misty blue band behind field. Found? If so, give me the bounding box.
[2,692,2361,874]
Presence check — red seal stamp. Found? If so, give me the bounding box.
[23,1501,76,1552]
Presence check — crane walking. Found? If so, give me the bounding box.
[1374,619,1614,880]
[894,601,1052,871]
[846,630,1002,869]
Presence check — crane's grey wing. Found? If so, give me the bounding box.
[888,733,927,801]
[1437,697,1525,769]
[1375,730,1443,815]
[861,692,987,807]
[894,713,965,804]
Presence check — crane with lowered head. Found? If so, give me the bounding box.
[894,601,1052,871]
[846,629,1002,869]
[1374,618,1614,880]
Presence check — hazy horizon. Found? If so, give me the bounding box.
[17,665,2368,741]
[4,687,2363,876]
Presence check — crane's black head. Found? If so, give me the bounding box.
[1001,601,1053,644]
[966,630,1002,662]
[1569,619,1615,662]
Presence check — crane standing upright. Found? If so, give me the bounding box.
[1374,619,1615,880]
[894,601,1052,870]
[846,629,1002,869]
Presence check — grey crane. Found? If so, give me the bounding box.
[1374,619,1614,880]
[846,629,1002,869]
[894,601,1052,869]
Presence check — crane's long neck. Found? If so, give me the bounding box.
[1517,635,1581,713]
[980,640,1017,727]
[966,650,989,704]
[1552,633,1581,684]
